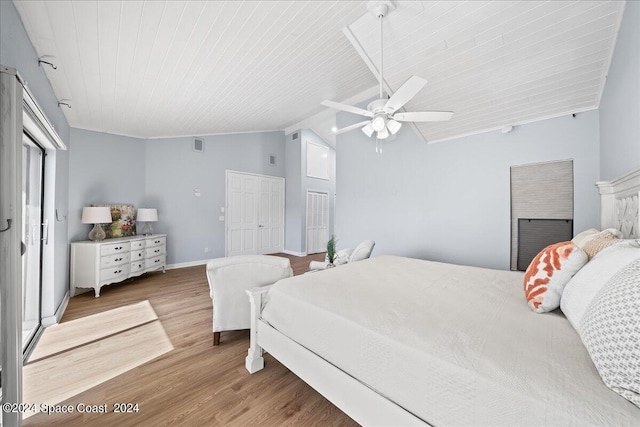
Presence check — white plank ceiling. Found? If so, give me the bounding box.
[13,0,624,143]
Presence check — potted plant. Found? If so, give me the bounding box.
[326,235,337,268]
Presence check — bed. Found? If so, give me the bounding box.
[245,168,640,426]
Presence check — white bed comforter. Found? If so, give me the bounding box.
[261,255,640,426]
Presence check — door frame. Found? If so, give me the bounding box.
[21,133,46,359]
[224,170,285,256]
[305,189,330,255]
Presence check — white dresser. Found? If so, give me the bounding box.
[70,234,167,297]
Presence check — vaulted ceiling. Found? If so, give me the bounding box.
[13,1,625,143]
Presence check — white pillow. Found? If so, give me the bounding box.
[561,244,640,331]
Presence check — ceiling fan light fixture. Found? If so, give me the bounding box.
[387,119,402,134]
[371,116,386,132]
[362,123,374,137]
[377,127,390,140]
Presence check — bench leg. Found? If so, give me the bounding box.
[213,332,220,346]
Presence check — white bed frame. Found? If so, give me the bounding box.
[245,167,640,426]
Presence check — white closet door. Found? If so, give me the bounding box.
[258,177,284,254]
[226,171,284,256]
[306,191,329,254]
[226,172,259,256]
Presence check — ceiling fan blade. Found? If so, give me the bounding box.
[322,100,373,118]
[334,121,370,135]
[393,111,454,122]
[384,76,428,114]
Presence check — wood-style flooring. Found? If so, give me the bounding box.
[24,252,358,427]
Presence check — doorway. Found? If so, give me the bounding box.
[225,171,284,256]
[21,134,44,353]
[306,191,329,254]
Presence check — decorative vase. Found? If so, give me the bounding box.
[88,223,106,241]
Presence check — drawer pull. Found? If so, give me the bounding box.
[155,259,160,263]
[154,249,160,253]
[114,269,122,274]
[154,240,160,244]
[115,257,122,262]
[115,246,123,250]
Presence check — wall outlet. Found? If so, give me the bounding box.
[204,247,210,253]
[194,188,201,197]
[220,207,225,213]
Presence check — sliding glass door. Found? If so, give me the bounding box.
[22,134,44,353]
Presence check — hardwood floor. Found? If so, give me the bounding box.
[24,252,357,427]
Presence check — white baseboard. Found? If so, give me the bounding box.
[166,259,209,270]
[43,291,70,327]
[282,249,308,257]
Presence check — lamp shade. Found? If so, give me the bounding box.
[137,208,158,222]
[81,207,112,224]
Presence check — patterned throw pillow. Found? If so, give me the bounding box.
[580,258,640,407]
[582,231,619,259]
[571,228,600,249]
[524,241,588,313]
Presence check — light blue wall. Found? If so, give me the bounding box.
[599,0,640,181]
[285,131,304,253]
[68,128,146,241]
[336,111,601,270]
[284,130,336,254]
[1,0,71,318]
[144,131,286,265]
[301,130,336,251]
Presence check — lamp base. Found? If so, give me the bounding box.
[142,222,153,236]
[88,223,106,241]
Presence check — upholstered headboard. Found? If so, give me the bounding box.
[596,168,640,239]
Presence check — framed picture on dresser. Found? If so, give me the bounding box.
[93,203,136,238]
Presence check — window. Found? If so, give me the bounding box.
[510,160,574,270]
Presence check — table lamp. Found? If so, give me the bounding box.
[81,207,112,241]
[137,208,158,235]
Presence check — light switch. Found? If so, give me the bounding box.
[194,188,201,197]
[218,216,225,221]
[220,207,225,213]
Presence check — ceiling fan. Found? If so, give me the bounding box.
[322,2,453,141]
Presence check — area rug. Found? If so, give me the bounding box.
[23,300,173,418]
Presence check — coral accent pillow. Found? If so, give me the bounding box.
[523,242,588,313]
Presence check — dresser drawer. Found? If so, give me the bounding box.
[145,245,166,258]
[146,236,166,248]
[130,240,145,250]
[100,253,131,268]
[100,264,130,282]
[100,242,131,256]
[145,255,165,270]
[131,250,145,261]
[130,261,145,274]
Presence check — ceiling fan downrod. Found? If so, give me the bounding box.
[376,4,388,100]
